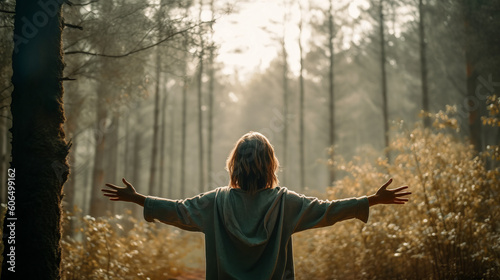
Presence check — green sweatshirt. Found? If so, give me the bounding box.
[144,186,369,279]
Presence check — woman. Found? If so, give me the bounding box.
[101,131,410,279]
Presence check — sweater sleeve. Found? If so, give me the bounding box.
[285,190,369,233]
[143,190,216,232]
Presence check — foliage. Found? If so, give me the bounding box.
[293,114,500,279]
[60,210,204,280]
[1,112,498,279]
[482,95,500,161]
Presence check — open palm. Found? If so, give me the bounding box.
[101,178,138,203]
[374,178,411,204]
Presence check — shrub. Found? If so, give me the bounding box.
[61,210,204,280]
[294,115,500,279]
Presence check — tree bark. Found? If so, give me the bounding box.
[2,1,70,278]
[0,109,7,203]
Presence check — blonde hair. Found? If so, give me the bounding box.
[226,132,279,193]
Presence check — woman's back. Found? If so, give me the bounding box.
[143,185,369,279]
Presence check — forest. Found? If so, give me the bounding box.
[0,0,499,279]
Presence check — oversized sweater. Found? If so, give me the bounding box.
[143,186,369,279]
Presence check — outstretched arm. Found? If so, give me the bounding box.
[368,178,411,206]
[101,178,146,206]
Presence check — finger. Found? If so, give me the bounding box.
[394,198,409,202]
[103,193,118,197]
[381,178,393,190]
[101,189,117,194]
[395,191,411,197]
[390,186,409,193]
[122,178,132,188]
[105,184,122,190]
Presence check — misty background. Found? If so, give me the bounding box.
[0,0,498,218]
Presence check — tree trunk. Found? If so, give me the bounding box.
[168,94,176,197]
[419,0,430,128]
[158,80,168,197]
[379,0,390,158]
[131,131,141,218]
[63,137,76,235]
[89,86,108,217]
[463,0,482,152]
[327,0,336,184]
[2,1,69,278]
[131,132,141,189]
[197,0,205,192]
[207,0,215,190]
[123,113,130,180]
[105,114,119,213]
[281,1,289,186]
[89,0,115,217]
[149,46,162,195]
[298,2,305,190]
[106,114,119,184]
[180,49,188,198]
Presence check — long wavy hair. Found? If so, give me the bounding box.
[226,132,279,193]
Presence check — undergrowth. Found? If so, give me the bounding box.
[1,101,499,279]
[293,109,500,279]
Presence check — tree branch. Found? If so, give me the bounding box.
[70,0,98,6]
[60,77,77,81]
[0,9,15,14]
[64,22,211,58]
[63,22,83,30]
